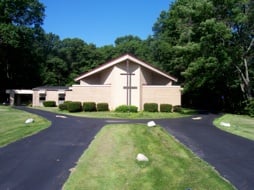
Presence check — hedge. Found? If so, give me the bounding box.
[160,104,173,112]
[115,105,138,113]
[67,101,82,112]
[144,103,158,112]
[43,101,56,107]
[97,103,109,111]
[173,105,182,113]
[83,102,96,112]
[59,101,72,111]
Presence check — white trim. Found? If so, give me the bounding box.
[58,90,66,94]
[5,89,33,94]
[38,90,46,94]
[75,54,177,82]
[72,84,111,87]
[142,85,181,88]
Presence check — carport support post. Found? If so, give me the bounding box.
[10,90,15,106]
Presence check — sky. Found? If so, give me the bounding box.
[40,0,172,47]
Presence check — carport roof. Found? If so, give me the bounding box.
[6,89,33,94]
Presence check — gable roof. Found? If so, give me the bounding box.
[74,54,177,82]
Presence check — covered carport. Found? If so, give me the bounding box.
[6,89,33,106]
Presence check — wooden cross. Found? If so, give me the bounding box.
[120,60,137,106]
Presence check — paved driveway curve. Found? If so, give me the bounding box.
[156,115,254,190]
[0,107,253,190]
[0,107,106,190]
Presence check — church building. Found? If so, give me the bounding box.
[10,54,182,110]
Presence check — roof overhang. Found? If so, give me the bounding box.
[74,54,177,82]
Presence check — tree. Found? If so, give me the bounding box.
[0,0,45,92]
[226,0,254,101]
[152,0,253,111]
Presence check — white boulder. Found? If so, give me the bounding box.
[136,153,149,162]
[56,115,67,118]
[147,121,156,127]
[220,122,231,127]
[25,118,34,124]
[192,117,202,120]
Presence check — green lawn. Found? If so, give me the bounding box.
[0,106,51,147]
[63,124,235,190]
[214,114,254,141]
[33,106,196,119]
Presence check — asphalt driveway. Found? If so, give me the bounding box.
[0,107,105,190]
[157,115,254,190]
[0,107,254,190]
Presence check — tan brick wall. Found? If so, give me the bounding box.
[33,91,64,106]
[65,85,112,109]
[141,86,181,110]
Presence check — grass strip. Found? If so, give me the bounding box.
[63,124,235,190]
[0,106,50,147]
[214,114,254,141]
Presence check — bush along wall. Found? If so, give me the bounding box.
[173,105,182,113]
[68,101,82,112]
[43,101,56,107]
[115,105,138,113]
[59,101,72,111]
[83,102,96,112]
[160,104,173,112]
[144,103,158,112]
[97,103,109,111]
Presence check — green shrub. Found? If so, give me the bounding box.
[59,103,67,111]
[115,105,138,113]
[68,101,82,112]
[144,103,158,112]
[43,101,56,107]
[244,100,254,117]
[59,101,72,111]
[173,105,182,113]
[83,102,96,112]
[97,103,109,111]
[160,104,172,112]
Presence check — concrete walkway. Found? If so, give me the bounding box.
[0,107,253,190]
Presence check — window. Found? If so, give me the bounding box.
[58,94,65,104]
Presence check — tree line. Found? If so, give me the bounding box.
[0,0,253,112]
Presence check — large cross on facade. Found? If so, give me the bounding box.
[120,60,137,106]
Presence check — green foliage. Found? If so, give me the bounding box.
[43,101,56,107]
[67,102,82,112]
[83,102,96,112]
[152,0,254,111]
[144,103,158,112]
[244,100,254,117]
[160,104,172,112]
[0,0,45,91]
[59,101,72,111]
[59,103,67,111]
[115,105,138,113]
[97,103,109,111]
[173,105,182,113]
